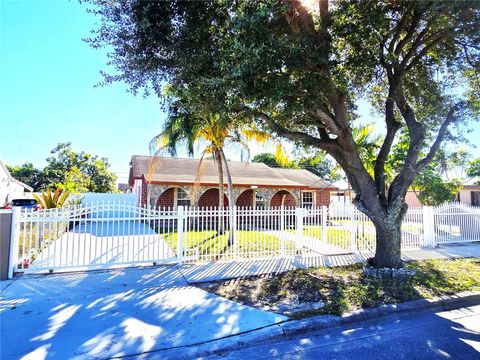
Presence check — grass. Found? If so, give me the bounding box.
[162,230,297,259]
[286,226,375,251]
[199,258,480,318]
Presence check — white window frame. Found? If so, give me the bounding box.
[301,191,315,208]
[175,188,191,208]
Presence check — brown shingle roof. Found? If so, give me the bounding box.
[129,156,337,189]
[272,168,333,189]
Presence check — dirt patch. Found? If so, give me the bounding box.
[196,258,480,318]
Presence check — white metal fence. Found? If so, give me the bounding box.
[433,203,480,244]
[7,202,479,276]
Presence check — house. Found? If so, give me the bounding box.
[456,183,480,206]
[405,190,423,207]
[330,179,355,205]
[404,180,480,207]
[128,156,338,208]
[0,160,33,205]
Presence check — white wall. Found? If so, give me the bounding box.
[133,179,143,205]
[0,165,10,204]
[0,166,29,204]
[458,189,473,205]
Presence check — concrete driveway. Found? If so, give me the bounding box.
[0,266,286,359]
[27,217,176,273]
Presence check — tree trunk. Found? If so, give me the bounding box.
[369,204,407,268]
[371,219,402,268]
[220,149,235,246]
[220,149,235,212]
[215,150,225,234]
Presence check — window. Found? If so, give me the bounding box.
[255,191,265,208]
[176,188,191,207]
[302,192,314,208]
[472,191,480,207]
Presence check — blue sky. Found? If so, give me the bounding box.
[1,1,164,183]
[1,1,478,184]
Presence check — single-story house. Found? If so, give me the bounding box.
[128,156,338,208]
[456,184,480,206]
[405,180,480,207]
[330,179,355,205]
[0,160,33,205]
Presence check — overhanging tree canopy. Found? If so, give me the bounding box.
[86,0,479,268]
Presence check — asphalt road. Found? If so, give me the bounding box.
[213,304,480,360]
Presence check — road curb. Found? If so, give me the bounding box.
[154,290,480,359]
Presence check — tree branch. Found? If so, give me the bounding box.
[404,32,448,71]
[393,7,424,57]
[374,93,402,202]
[285,0,316,36]
[417,104,462,170]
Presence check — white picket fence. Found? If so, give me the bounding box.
[7,202,480,276]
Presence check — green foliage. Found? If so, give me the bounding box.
[252,153,288,168]
[86,0,479,267]
[467,159,480,184]
[56,167,91,194]
[253,151,340,181]
[6,163,48,192]
[413,166,462,206]
[390,131,464,205]
[8,143,117,193]
[33,188,70,209]
[43,143,117,193]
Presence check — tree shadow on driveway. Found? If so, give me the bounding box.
[0,266,286,359]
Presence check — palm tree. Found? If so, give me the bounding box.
[149,105,283,235]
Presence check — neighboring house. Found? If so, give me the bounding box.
[0,160,33,205]
[405,179,480,207]
[128,156,338,208]
[456,184,480,206]
[330,179,355,205]
[405,190,423,207]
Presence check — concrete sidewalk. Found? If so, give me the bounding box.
[179,242,480,283]
[1,242,479,359]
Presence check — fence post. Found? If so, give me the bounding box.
[322,206,327,244]
[232,206,237,260]
[295,207,303,251]
[7,208,20,279]
[177,206,184,265]
[280,205,285,256]
[350,206,357,252]
[422,206,436,247]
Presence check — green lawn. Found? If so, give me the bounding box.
[161,230,297,260]
[286,226,375,251]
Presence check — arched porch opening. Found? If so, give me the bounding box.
[236,189,254,207]
[156,187,191,208]
[197,188,229,208]
[270,190,297,207]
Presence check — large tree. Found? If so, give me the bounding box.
[7,163,48,192]
[86,0,479,268]
[43,143,117,193]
